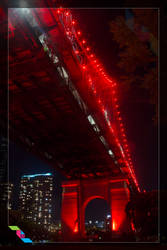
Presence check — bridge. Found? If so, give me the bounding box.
[5,7,140,239]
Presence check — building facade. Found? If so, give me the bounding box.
[19,173,53,229]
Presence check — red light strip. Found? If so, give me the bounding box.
[56,8,140,192]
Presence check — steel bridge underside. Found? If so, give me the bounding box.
[5,10,124,181]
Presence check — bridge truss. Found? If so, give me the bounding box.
[8,8,140,192]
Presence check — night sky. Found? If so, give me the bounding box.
[9,9,158,221]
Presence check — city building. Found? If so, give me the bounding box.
[0,183,13,209]
[0,136,13,225]
[19,173,53,229]
[0,136,7,184]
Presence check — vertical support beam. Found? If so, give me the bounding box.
[110,179,130,237]
[61,180,80,241]
[78,180,86,239]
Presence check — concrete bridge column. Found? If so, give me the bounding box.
[61,177,131,241]
[109,179,130,237]
[61,180,80,241]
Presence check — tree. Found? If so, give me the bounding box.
[125,191,158,241]
[109,9,158,123]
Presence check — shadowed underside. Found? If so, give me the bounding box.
[1,8,139,192]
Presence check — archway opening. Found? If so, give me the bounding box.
[84,198,111,239]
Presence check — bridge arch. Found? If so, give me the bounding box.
[61,177,130,240]
[83,195,105,210]
[84,196,111,235]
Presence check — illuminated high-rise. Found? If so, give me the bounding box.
[19,173,53,229]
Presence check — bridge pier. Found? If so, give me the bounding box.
[61,177,130,241]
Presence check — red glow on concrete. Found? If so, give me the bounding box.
[62,183,78,188]
[110,184,130,232]
[131,222,135,231]
[61,189,78,233]
[63,192,77,196]
[112,220,117,231]
[73,223,78,233]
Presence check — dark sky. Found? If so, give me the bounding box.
[72,9,158,192]
[9,8,158,221]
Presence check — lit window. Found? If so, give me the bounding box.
[87,115,95,125]
[61,67,68,79]
[93,125,100,133]
[99,136,108,147]
[108,149,114,157]
[53,55,59,64]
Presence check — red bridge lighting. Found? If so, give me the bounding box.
[75,50,79,54]
[112,220,117,231]
[65,11,70,16]
[50,8,140,192]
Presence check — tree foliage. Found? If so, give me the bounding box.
[125,191,158,241]
[109,9,158,123]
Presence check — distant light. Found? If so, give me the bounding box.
[112,220,116,231]
[87,115,96,125]
[107,214,111,218]
[75,50,79,54]
[108,150,113,156]
[89,220,92,224]
[19,8,30,14]
[22,173,52,178]
[65,11,69,16]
